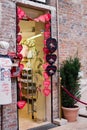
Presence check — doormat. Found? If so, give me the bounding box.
[28,123,58,130]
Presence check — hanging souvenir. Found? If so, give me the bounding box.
[46,65,57,76]
[46,54,57,65]
[46,38,57,53]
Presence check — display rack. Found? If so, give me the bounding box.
[19,68,37,119]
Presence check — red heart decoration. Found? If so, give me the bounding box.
[45,22,51,29]
[17,100,26,109]
[44,13,51,21]
[17,34,22,43]
[44,32,50,39]
[17,26,20,33]
[43,47,49,54]
[43,88,51,96]
[17,44,23,53]
[17,53,23,60]
[19,63,24,71]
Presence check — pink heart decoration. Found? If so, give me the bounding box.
[43,80,50,88]
[43,63,49,70]
[17,100,26,109]
[38,15,45,23]
[34,18,39,22]
[43,88,51,96]
[43,72,49,79]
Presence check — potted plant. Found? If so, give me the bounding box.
[60,57,81,122]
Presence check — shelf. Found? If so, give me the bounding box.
[19,78,32,83]
[20,68,37,119]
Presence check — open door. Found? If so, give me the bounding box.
[16,4,51,130]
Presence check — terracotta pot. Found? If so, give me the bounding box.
[62,106,79,122]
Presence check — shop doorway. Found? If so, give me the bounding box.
[16,5,51,130]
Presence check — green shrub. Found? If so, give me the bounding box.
[60,57,81,108]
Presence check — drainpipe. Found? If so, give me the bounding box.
[56,0,62,120]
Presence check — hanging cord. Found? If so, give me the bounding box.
[61,86,87,105]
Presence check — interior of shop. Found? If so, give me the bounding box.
[17,5,50,129]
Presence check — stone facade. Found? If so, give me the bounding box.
[0,0,87,129]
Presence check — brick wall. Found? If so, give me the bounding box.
[0,1,18,130]
[1,0,87,129]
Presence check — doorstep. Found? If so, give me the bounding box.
[79,107,87,117]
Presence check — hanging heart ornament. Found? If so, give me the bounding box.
[46,54,57,65]
[17,100,26,109]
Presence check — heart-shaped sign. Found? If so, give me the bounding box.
[46,54,57,65]
[17,100,26,109]
[46,38,57,53]
[46,65,57,76]
[43,88,51,96]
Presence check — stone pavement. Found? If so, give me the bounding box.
[50,116,87,130]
